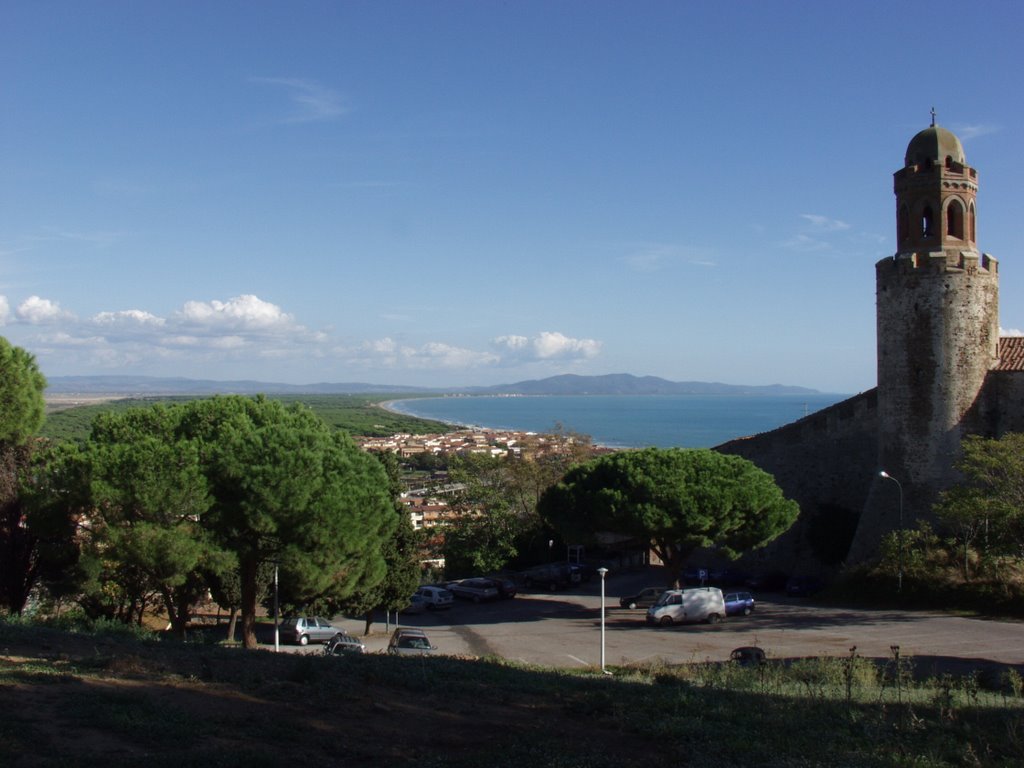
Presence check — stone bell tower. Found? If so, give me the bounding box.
[851,114,999,560]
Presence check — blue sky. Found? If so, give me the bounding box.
[2,1,1022,394]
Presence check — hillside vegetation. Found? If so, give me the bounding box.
[40,394,452,443]
[1,619,1022,767]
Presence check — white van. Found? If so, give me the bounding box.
[646,587,726,626]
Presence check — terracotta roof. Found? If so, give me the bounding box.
[995,337,1024,371]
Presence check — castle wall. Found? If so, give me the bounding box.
[974,370,1024,436]
[715,390,878,573]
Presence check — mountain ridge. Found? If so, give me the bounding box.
[45,373,820,397]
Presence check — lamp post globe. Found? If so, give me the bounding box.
[878,471,905,593]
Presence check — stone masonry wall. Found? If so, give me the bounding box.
[715,390,879,575]
[979,371,1024,436]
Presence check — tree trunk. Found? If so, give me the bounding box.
[0,500,39,615]
[239,557,259,649]
[363,610,373,636]
[654,542,687,589]
[0,446,38,615]
[162,588,191,639]
[226,607,238,643]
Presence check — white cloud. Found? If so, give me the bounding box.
[9,292,602,382]
[956,123,999,141]
[417,342,500,368]
[0,296,9,325]
[10,294,323,372]
[781,233,832,252]
[33,330,106,347]
[494,331,601,361]
[493,334,529,350]
[16,296,74,324]
[800,214,850,232]
[781,214,856,253]
[175,295,297,332]
[350,337,500,369]
[623,246,672,272]
[93,309,165,327]
[209,336,247,350]
[251,77,346,123]
[621,244,717,272]
[533,331,601,359]
[1000,327,1024,337]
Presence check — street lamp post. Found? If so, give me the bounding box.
[273,563,280,652]
[597,567,609,674]
[879,471,904,593]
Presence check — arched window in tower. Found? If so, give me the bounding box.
[922,204,934,238]
[946,199,964,240]
[969,203,976,242]
[898,205,909,243]
[945,156,954,169]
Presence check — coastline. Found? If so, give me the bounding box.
[379,395,628,450]
[377,397,476,430]
[372,392,851,450]
[378,395,640,450]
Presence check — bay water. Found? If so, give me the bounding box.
[385,393,851,449]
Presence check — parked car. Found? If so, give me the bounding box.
[322,631,366,655]
[713,568,752,587]
[619,586,665,610]
[446,578,500,602]
[570,563,596,583]
[415,585,454,609]
[646,587,726,627]
[278,616,341,646]
[402,592,429,614]
[724,591,756,616]
[785,575,822,597]
[730,646,766,667]
[522,562,582,590]
[746,570,789,592]
[482,577,517,599]
[388,627,437,656]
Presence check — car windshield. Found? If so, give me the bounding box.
[653,592,677,607]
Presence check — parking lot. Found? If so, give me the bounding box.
[276,569,1024,676]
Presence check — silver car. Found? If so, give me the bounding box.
[279,616,340,646]
[323,631,366,655]
[387,627,437,656]
[446,578,500,602]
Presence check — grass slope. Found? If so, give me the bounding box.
[1,621,1022,767]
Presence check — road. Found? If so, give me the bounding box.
[279,571,1024,677]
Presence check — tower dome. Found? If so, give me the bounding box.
[904,123,965,167]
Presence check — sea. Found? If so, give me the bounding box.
[385,393,852,449]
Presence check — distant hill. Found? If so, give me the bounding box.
[466,373,818,396]
[46,373,818,397]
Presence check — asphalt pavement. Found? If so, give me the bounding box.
[269,567,1024,678]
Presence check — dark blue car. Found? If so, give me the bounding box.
[724,591,756,616]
